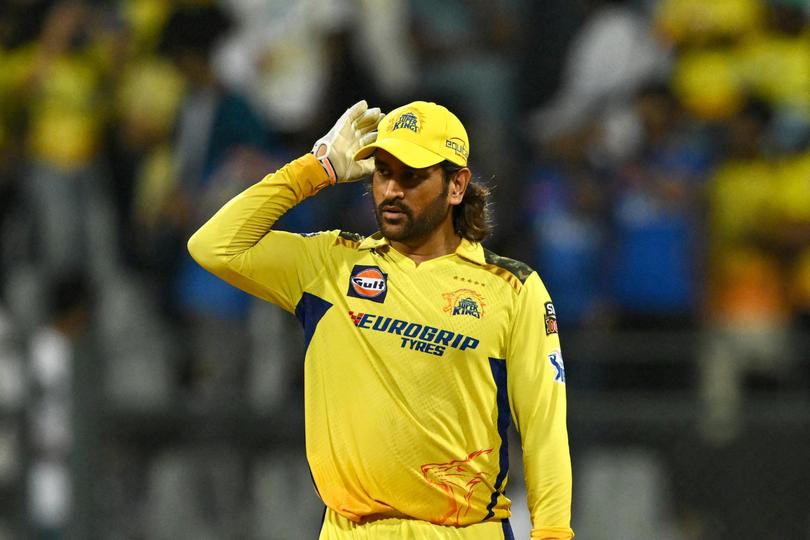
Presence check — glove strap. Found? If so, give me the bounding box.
[312,142,337,184]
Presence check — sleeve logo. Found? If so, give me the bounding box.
[548,350,566,384]
[544,301,558,335]
[347,265,388,303]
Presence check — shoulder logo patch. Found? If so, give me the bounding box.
[348,265,388,303]
[548,350,566,384]
[442,289,485,319]
[544,302,558,335]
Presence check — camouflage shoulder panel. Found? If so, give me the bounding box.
[482,248,535,285]
[335,230,364,248]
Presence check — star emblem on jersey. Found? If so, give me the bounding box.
[442,289,486,319]
[347,265,388,303]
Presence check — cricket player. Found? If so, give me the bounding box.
[188,100,574,539]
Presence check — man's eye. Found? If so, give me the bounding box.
[405,172,427,185]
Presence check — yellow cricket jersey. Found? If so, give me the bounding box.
[188,155,573,539]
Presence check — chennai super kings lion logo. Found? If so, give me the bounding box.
[443,289,486,319]
[420,449,493,526]
[390,110,422,133]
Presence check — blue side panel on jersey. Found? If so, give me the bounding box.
[294,292,333,352]
[502,518,515,540]
[485,357,511,521]
[295,293,331,509]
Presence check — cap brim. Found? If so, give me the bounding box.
[354,138,445,169]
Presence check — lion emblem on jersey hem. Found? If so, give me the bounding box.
[420,449,493,526]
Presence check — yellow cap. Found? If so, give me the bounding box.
[354,101,469,168]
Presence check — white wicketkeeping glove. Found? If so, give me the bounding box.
[312,100,383,183]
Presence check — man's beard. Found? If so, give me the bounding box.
[374,184,451,243]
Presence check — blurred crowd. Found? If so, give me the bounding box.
[0,0,808,538]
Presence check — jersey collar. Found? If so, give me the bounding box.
[454,237,486,265]
[359,232,486,266]
[358,231,389,250]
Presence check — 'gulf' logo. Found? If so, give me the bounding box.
[351,269,386,297]
[347,265,388,303]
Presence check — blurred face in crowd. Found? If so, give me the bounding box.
[638,91,677,141]
[169,49,211,85]
[768,4,807,35]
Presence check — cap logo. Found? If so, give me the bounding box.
[392,111,420,133]
[445,137,469,160]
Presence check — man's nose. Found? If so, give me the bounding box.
[383,178,405,199]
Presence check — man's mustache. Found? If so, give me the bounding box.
[377,200,411,216]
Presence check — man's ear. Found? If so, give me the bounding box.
[448,168,471,206]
